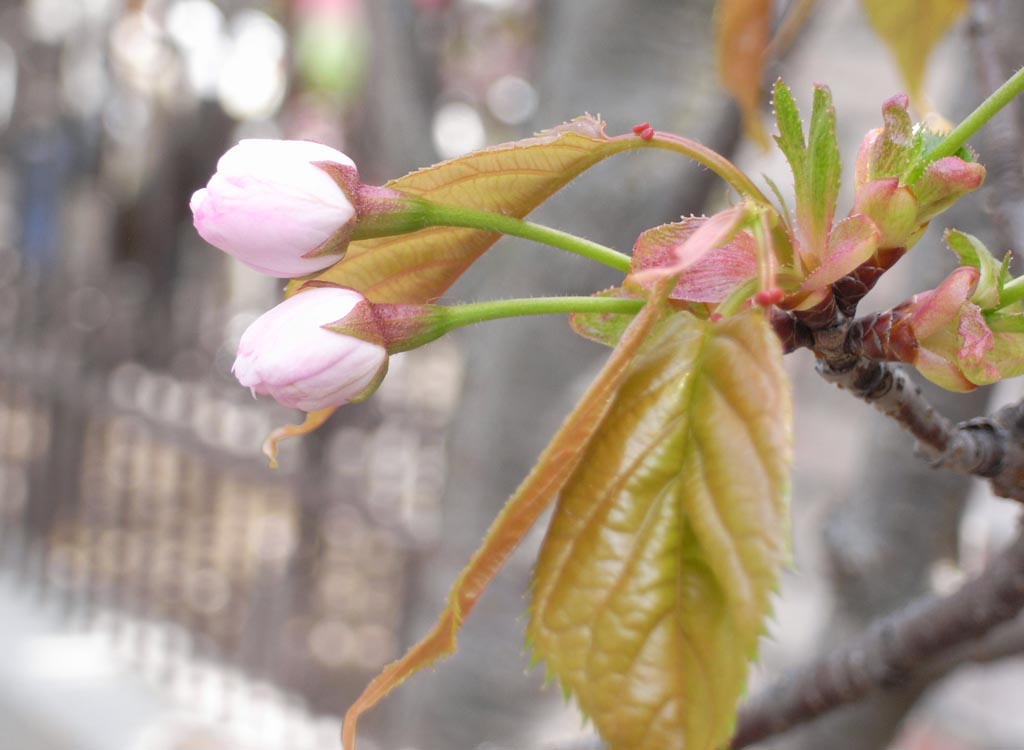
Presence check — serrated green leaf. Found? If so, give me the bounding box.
[340,290,673,750]
[290,116,632,303]
[772,82,841,267]
[529,309,791,750]
[772,80,806,181]
[802,85,841,264]
[862,0,967,103]
[715,0,772,149]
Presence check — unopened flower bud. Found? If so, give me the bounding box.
[233,286,388,411]
[852,178,920,248]
[191,139,358,278]
[910,157,986,224]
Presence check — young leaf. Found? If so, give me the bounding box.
[945,229,1003,309]
[800,214,880,293]
[772,82,841,267]
[629,216,758,303]
[803,85,842,259]
[772,80,807,184]
[340,289,672,750]
[715,0,772,149]
[869,95,915,181]
[861,0,967,104]
[529,309,791,750]
[570,288,645,348]
[292,116,633,303]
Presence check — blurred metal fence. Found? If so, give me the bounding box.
[0,245,462,744]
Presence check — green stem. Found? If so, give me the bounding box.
[386,295,645,354]
[443,295,644,330]
[999,275,1024,308]
[920,66,1024,168]
[419,202,632,273]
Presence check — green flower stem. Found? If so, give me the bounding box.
[442,295,644,329]
[923,66,1024,166]
[418,202,632,273]
[387,295,645,353]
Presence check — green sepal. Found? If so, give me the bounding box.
[945,229,1005,310]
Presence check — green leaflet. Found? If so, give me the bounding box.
[529,309,791,750]
[945,229,1005,310]
[772,81,841,267]
[340,289,674,750]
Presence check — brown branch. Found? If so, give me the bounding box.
[730,521,1024,748]
[798,307,1024,501]
[814,357,1023,498]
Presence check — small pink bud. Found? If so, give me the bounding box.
[907,266,979,340]
[233,286,388,412]
[754,288,784,307]
[911,157,986,223]
[632,121,651,134]
[191,139,358,278]
[640,127,655,141]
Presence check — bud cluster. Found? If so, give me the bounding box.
[192,139,397,412]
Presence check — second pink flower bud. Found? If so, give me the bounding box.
[233,286,389,412]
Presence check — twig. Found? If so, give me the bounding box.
[805,311,1024,501]
[730,521,1024,748]
[814,358,1020,498]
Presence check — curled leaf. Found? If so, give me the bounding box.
[629,212,757,302]
[945,229,1003,309]
[262,407,336,468]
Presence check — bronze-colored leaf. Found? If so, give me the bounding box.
[340,289,673,750]
[291,116,633,303]
[716,0,772,149]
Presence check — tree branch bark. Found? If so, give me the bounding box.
[730,520,1024,748]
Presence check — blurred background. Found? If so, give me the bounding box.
[1,1,1023,749]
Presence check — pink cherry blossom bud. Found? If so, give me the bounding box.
[233,286,388,412]
[191,139,358,278]
[911,157,986,224]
